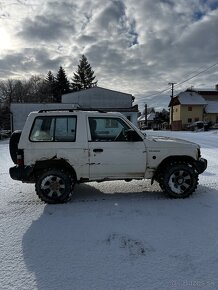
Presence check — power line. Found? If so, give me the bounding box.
[144,61,218,98]
[175,61,218,87]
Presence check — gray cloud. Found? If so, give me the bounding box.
[17,14,75,42]
[95,0,126,30]
[0,48,64,78]
[1,0,218,111]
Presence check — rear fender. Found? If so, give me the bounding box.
[33,159,77,181]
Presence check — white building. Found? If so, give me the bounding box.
[62,87,138,124]
[10,86,139,130]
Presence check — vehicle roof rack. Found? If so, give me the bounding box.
[38,108,107,113]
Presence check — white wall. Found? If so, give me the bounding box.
[62,87,133,108]
[10,103,75,131]
[10,103,138,131]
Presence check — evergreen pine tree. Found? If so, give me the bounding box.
[45,71,56,102]
[46,70,55,84]
[72,55,97,91]
[55,66,70,102]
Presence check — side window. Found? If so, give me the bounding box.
[30,117,54,141]
[30,116,76,142]
[89,117,131,142]
[55,117,76,141]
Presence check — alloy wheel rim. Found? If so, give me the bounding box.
[41,175,65,197]
[168,170,192,194]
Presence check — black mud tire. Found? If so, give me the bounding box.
[9,130,22,164]
[35,169,74,204]
[158,162,199,198]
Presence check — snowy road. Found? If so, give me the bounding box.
[0,131,218,290]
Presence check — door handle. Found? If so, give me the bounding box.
[93,148,103,153]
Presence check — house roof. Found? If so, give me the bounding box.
[64,86,134,99]
[178,92,207,105]
[192,88,218,92]
[169,91,207,106]
[147,112,156,121]
[137,115,145,122]
[205,101,218,113]
[188,87,218,94]
[137,112,156,121]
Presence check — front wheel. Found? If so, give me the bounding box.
[158,163,199,198]
[35,169,74,204]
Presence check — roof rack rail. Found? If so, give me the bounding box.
[38,108,107,113]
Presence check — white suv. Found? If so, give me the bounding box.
[9,109,207,203]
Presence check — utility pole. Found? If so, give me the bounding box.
[168,82,176,130]
[144,104,147,127]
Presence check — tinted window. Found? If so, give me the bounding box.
[30,116,77,142]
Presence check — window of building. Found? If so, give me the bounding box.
[195,117,199,122]
[188,106,192,111]
[188,118,192,123]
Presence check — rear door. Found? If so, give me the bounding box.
[26,114,89,178]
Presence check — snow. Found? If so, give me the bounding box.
[147,112,156,121]
[178,92,207,105]
[1,131,218,290]
[192,88,218,92]
[137,112,155,121]
[205,101,218,113]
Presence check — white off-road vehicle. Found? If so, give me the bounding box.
[9,109,207,203]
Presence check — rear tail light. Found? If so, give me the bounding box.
[17,154,24,166]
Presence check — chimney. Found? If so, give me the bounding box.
[215,84,218,90]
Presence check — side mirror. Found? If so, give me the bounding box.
[126,129,143,142]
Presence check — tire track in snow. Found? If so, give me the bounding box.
[200,181,218,188]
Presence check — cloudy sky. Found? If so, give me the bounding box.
[0,0,218,111]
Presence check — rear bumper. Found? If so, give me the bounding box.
[193,158,207,174]
[9,165,34,182]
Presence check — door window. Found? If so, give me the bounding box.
[89,117,131,142]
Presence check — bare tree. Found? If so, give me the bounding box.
[0,79,17,105]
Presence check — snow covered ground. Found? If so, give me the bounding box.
[0,131,218,290]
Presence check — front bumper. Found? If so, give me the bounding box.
[193,158,207,174]
[9,165,34,182]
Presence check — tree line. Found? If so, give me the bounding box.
[0,55,97,107]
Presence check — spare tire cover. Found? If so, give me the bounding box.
[9,130,22,164]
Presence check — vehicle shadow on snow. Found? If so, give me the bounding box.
[69,181,216,202]
[21,183,217,289]
[71,181,166,202]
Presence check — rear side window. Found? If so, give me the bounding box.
[30,116,77,142]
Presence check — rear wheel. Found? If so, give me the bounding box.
[35,169,74,204]
[158,162,199,198]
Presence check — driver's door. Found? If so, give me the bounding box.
[88,116,147,179]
